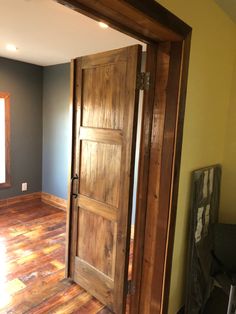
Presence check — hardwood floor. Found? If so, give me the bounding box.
[0,199,110,314]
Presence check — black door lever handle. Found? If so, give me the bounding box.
[71,174,79,182]
[71,174,79,198]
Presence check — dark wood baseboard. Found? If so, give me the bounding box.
[0,192,67,211]
[41,192,67,211]
[0,192,41,208]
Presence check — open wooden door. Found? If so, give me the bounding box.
[69,45,142,313]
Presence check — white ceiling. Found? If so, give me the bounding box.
[215,0,236,23]
[0,0,144,66]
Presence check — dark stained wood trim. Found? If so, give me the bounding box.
[56,0,190,43]
[68,57,83,279]
[130,44,158,314]
[0,192,41,208]
[120,45,142,314]
[139,42,172,314]
[0,92,11,189]
[148,41,183,313]
[137,36,191,314]
[65,60,76,278]
[162,33,192,314]
[41,192,67,211]
[0,192,67,211]
[120,0,191,38]
[65,60,75,278]
[57,0,154,44]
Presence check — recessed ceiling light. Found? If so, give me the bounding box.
[6,44,18,52]
[98,22,109,29]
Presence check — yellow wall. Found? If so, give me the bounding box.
[221,59,236,223]
[155,0,236,313]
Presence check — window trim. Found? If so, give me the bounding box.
[0,92,11,189]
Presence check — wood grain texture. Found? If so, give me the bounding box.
[3,2,192,313]
[113,45,141,314]
[80,127,123,145]
[68,57,82,279]
[74,257,114,308]
[70,45,141,314]
[0,199,67,313]
[138,40,187,314]
[0,198,115,314]
[77,209,116,278]
[0,192,41,208]
[80,141,121,207]
[82,63,126,130]
[56,2,192,313]
[162,34,192,314]
[139,42,171,314]
[78,195,117,222]
[130,44,158,314]
[56,0,191,42]
[0,193,67,212]
[41,192,67,211]
[65,60,75,279]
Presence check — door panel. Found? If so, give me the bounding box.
[80,141,121,207]
[70,45,142,313]
[82,64,126,130]
[77,208,116,277]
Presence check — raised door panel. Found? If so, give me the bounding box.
[80,141,121,207]
[82,63,126,130]
[77,208,117,278]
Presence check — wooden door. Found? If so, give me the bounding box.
[69,45,142,313]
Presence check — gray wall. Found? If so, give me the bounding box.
[42,64,70,200]
[0,57,43,198]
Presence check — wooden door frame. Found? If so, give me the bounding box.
[57,1,192,313]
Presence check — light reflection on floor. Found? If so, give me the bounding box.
[0,237,12,308]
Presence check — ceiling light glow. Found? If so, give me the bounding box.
[98,22,109,29]
[6,44,18,52]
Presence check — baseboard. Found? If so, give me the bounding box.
[41,192,67,211]
[0,191,67,211]
[0,192,41,208]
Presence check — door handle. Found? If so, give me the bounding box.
[71,174,79,198]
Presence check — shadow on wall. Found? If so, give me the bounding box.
[0,58,71,201]
[42,63,71,200]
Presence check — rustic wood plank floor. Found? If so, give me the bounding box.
[0,199,111,314]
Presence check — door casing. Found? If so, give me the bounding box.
[56,1,192,313]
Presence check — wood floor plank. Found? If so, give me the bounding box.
[50,291,93,314]
[25,283,83,314]
[0,199,132,313]
[2,270,66,314]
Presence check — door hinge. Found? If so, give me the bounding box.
[127,280,135,295]
[137,72,150,90]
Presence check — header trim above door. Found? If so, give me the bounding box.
[56,0,191,42]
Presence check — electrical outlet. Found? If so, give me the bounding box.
[22,182,27,192]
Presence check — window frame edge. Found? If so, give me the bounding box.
[0,92,11,189]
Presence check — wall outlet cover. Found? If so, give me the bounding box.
[22,182,28,192]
